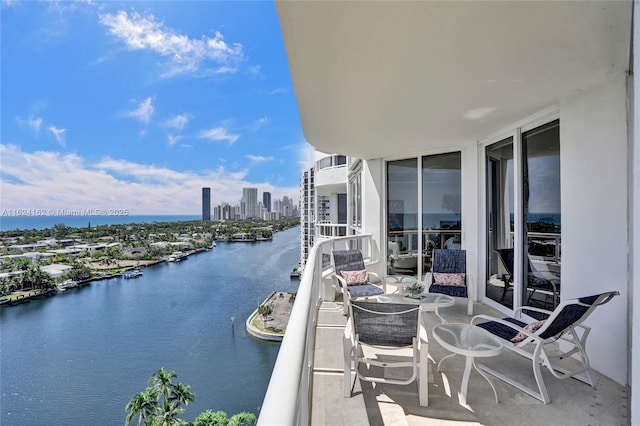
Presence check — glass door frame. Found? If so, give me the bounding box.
[384,151,463,281]
[479,109,559,314]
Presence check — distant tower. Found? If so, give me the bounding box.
[243,187,259,219]
[263,191,272,212]
[202,188,211,221]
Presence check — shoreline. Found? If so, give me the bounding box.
[0,249,203,307]
[245,291,293,342]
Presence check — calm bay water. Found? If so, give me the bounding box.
[1,227,300,425]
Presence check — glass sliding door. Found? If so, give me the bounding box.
[387,158,418,276]
[422,152,462,273]
[386,153,462,278]
[522,120,561,311]
[486,138,514,308]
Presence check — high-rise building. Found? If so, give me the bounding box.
[283,196,291,217]
[242,187,259,219]
[263,191,272,212]
[202,188,211,221]
[299,168,315,268]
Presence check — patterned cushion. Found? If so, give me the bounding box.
[340,270,368,286]
[433,272,465,287]
[511,320,547,343]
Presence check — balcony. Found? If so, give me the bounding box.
[316,222,347,239]
[259,235,628,425]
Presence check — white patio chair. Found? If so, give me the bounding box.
[343,301,428,406]
[471,291,619,403]
[332,250,386,315]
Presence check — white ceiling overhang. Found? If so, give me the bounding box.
[276,1,631,159]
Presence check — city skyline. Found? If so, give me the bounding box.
[1,1,314,216]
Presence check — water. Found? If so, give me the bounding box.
[0,215,201,231]
[0,227,300,425]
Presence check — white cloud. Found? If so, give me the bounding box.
[295,142,315,169]
[0,144,299,214]
[124,97,154,124]
[246,155,274,163]
[252,116,269,131]
[99,10,244,78]
[47,126,66,147]
[167,134,183,147]
[28,116,43,134]
[247,65,263,78]
[16,115,44,135]
[164,114,189,130]
[267,88,288,96]
[197,127,239,145]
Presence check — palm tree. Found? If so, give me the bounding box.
[228,412,257,426]
[257,305,273,327]
[150,368,176,396]
[125,388,160,425]
[155,399,187,426]
[168,382,194,409]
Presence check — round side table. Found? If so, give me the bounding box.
[432,323,503,405]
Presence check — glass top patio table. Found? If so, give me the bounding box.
[375,292,455,312]
[432,323,503,405]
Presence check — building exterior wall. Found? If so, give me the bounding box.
[632,2,639,422]
[300,168,315,268]
[351,77,630,386]
[560,75,629,385]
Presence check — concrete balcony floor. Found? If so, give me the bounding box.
[312,290,629,426]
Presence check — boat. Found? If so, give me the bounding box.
[290,264,302,279]
[58,279,78,290]
[122,269,143,279]
[168,251,188,262]
[230,233,256,242]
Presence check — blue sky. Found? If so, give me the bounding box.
[1,1,313,215]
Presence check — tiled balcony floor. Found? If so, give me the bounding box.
[311,293,629,426]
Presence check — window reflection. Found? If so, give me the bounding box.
[486,138,515,308]
[387,159,418,276]
[523,120,561,311]
[386,153,462,278]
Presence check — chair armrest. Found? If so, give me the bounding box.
[334,275,347,289]
[367,272,386,292]
[344,318,354,340]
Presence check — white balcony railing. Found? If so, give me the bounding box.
[315,222,348,239]
[258,233,377,425]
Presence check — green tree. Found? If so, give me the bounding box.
[66,261,92,281]
[193,410,229,426]
[228,412,257,426]
[257,304,273,327]
[125,369,194,426]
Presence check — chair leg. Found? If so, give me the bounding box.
[467,298,473,316]
[531,343,551,403]
[343,289,350,316]
[500,276,510,301]
[419,343,429,406]
[343,335,355,398]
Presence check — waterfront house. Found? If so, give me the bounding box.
[259,1,638,424]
